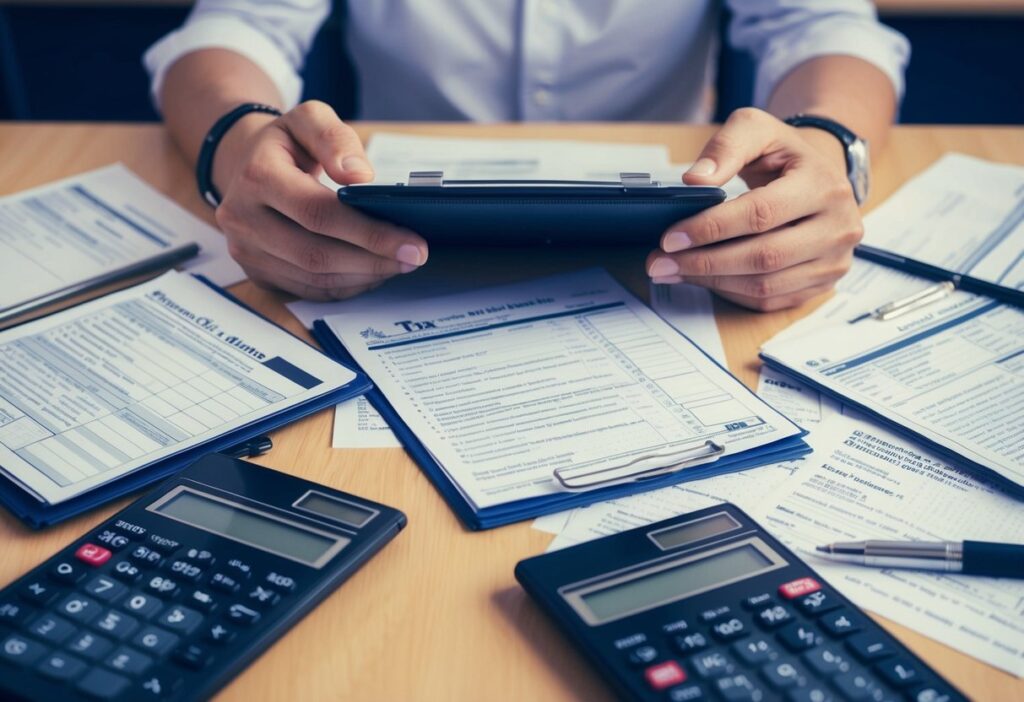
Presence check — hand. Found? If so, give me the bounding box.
[212,100,428,300]
[646,107,863,311]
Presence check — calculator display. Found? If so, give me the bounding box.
[150,487,348,568]
[294,490,377,527]
[648,511,740,550]
[567,539,784,625]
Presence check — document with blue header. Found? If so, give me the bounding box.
[0,270,362,514]
[318,268,807,525]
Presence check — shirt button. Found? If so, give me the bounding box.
[533,88,552,107]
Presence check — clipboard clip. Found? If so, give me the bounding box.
[553,440,726,491]
[848,281,956,323]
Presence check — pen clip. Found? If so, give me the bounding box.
[848,281,956,323]
[552,440,726,491]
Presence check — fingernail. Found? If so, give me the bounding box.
[648,257,679,277]
[653,275,684,285]
[399,262,418,274]
[342,156,372,174]
[396,244,425,266]
[664,231,692,252]
[686,158,717,177]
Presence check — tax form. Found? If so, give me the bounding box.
[323,268,802,510]
[0,271,354,505]
[0,164,244,320]
[760,415,1024,677]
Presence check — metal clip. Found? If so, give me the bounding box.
[553,440,726,491]
[408,171,444,186]
[848,281,956,323]
[620,172,655,188]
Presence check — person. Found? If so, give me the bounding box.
[145,0,908,311]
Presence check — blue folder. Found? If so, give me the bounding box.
[0,276,372,529]
[313,320,811,531]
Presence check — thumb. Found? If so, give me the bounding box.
[683,107,779,186]
[280,100,374,186]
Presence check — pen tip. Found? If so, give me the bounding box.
[815,545,830,554]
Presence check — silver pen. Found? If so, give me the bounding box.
[815,540,1024,579]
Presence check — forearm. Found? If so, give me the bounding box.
[159,49,284,192]
[767,55,897,159]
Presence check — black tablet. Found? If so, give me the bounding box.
[337,171,726,246]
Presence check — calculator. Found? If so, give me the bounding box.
[516,503,964,702]
[0,454,406,701]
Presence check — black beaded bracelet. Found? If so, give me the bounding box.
[196,103,283,208]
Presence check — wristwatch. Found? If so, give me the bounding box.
[784,114,870,205]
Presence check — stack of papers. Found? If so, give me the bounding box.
[0,271,368,527]
[312,268,808,529]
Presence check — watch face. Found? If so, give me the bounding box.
[848,138,870,205]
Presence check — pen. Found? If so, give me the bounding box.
[853,244,1024,312]
[815,540,1024,579]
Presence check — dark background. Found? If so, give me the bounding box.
[0,4,1021,124]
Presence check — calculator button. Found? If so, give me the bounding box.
[761,659,806,689]
[204,622,236,645]
[57,593,102,623]
[803,645,854,677]
[129,546,164,567]
[667,683,706,701]
[733,638,776,665]
[831,669,878,701]
[26,613,77,644]
[905,684,956,702]
[166,559,204,582]
[265,571,297,593]
[711,617,749,641]
[644,660,687,691]
[743,593,773,610]
[779,577,821,600]
[209,572,240,593]
[144,575,181,598]
[131,625,180,656]
[796,590,841,617]
[158,605,203,635]
[226,602,260,626]
[75,543,113,568]
[777,622,820,652]
[845,632,896,662]
[0,599,35,627]
[715,673,766,702]
[49,560,88,584]
[875,657,919,688]
[755,604,794,629]
[37,650,88,681]
[787,686,836,702]
[110,559,144,583]
[146,534,182,554]
[105,645,154,676]
[137,674,184,699]
[93,609,140,640]
[120,591,164,619]
[172,642,211,670]
[84,575,128,602]
[94,529,131,551]
[184,587,218,612]
[67,631,114,661]
[245,585,280,609]
[178,547,216,566]
[224,558,254,579]
[674,632,708,655]
[76,667,132,699]
[819,609,863,638]
[690,650,735,679]
[19,580,60,606]
[0,633,49,667]
[626,644,659,667]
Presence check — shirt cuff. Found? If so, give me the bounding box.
[752,17,910,110]
[143,14,304,113]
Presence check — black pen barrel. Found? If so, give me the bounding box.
[962,541,1024,578]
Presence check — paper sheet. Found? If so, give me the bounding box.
[760,416,1024,677]
[0,271,353,504]
[0,164,243,310]
[322,268,801,510]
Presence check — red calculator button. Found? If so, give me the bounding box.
[779,577,821,600]
[75,543,112,567]
[644,660,687,690]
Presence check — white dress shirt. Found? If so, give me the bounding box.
[145,0,909,123]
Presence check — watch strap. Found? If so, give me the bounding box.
[196,103,283,208]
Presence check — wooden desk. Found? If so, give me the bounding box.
[0,122,1022,701]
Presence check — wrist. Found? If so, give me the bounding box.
[211,111,278,196]
[794,126,848,178]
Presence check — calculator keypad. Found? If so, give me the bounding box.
[615,576,956,702]
[0,526,300,700]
